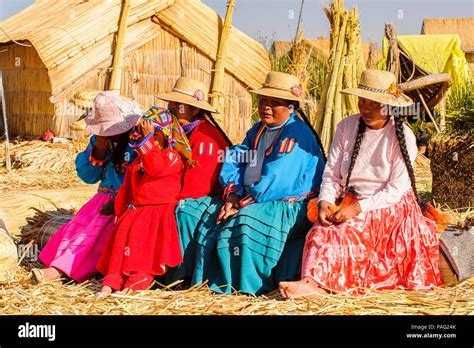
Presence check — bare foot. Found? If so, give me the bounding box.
[279,277,326,300]
[42,267,61,281]
[31,267,61,284]
[95,285,113,298]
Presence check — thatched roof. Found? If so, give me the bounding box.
[0,0,270,101]
[422,18,474,52]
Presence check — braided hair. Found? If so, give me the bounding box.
[111,130,132,176]
[295,105,327,162]
[345,113,420,205]
[393,115,419,203]
[345,116,366,189]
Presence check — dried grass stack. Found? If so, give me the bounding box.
[0,186,96,239]
[20,208,74,250]
[0,220,17,283]
[429,133,473,209]
[315,0,366,153]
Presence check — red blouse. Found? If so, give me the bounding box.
[179,120,229,200]
[115,137,184,217]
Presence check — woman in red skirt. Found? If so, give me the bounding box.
[279,70,443,299]
[96,107,193,296]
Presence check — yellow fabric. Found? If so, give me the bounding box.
[379,34,471,95]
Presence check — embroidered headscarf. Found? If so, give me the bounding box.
[130,106,196,167]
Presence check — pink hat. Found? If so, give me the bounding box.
[85,91,143,136]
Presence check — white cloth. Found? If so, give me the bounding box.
[318,114,418,212]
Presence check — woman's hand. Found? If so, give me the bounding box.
[92,136,109,160]
[216,193,240,224]
[329,201,361,224]
[99,201,115,216]
[318,200,334,227]
[140,120,155,139]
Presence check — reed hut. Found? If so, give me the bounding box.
[422,18,474,74]
[0,0,270,142]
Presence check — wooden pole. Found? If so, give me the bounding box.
[417,90,441,134]
[210,0,235,125]
[295,0,305,39]
[109,0,131,93]
[0,72,11,172]
[439,93,447,132]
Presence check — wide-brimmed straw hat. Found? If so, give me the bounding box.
[251,71,304,102]
[85,91,143,137]
[341,70,413,107]
[156,77,217,113]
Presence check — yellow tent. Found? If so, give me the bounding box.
[380,34,470,96]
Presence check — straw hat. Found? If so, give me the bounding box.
[85,91,143,137]
[156,77,217,113]
[341,70,413,107]
[251,71,304,102]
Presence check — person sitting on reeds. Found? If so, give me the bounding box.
[96,108,192,296]
[153,77,230,285]
[32,92,142,284]
[279,70,443,300]
[177,71,326,295]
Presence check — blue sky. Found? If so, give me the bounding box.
[1,0,473,48]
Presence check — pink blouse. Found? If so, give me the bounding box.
[318,114,418,212]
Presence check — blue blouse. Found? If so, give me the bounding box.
[75,135,136,196]
[220,113,325,206]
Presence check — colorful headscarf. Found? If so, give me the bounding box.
[130,106,196,166]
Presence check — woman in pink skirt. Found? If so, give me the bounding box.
[32,92,143,284]
[279,70,442,299]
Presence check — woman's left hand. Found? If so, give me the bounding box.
[140,120,155,139]
[99,201,115,216]
[329,202,362,223]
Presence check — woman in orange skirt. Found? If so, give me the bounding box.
[279,70,442,299]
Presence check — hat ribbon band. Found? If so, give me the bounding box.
[358,84,392,94]
[172,88,208,102]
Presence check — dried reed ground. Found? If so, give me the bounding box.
[0,144,472,315]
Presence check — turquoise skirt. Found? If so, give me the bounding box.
[191,199,311,295]
[166,196,220,284]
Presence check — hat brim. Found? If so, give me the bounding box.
[340,88,413,107]
[250,87,302,102]
[156,92,218,113]
[84,113,140,136]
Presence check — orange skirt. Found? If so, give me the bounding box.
[97,203,182,284]
[302,190,442,293]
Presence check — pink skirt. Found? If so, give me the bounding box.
[39,192,115,282]
[302,190,443,293]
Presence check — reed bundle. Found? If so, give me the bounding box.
[20,208,74,249]
[315,0,365,153]
[0,186,96,239]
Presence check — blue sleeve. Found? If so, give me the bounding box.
[75,136,105,185]
[218,126,255,198]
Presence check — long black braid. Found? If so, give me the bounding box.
[295,105,327,162]
[111,130,132,176]
[345,116,366,189]
[393,115,419,203]
[345,114,420,206]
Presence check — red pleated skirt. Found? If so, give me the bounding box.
[302,190,443,293]
[96,203,183,282]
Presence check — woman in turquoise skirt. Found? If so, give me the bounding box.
[156,77,230,283]
[180,71,326,295]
